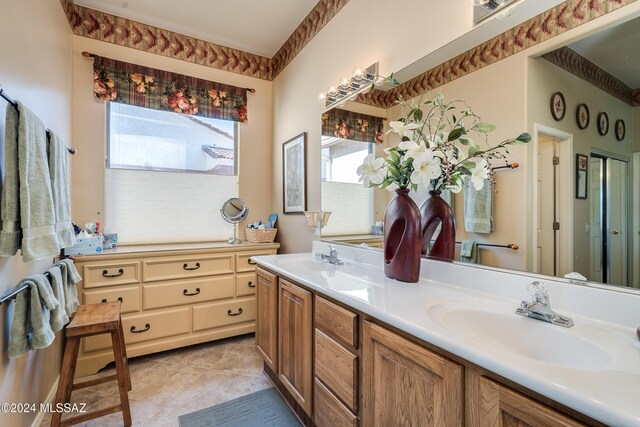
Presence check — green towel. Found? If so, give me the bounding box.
[46,265,70,332]
[460,240,480,263]
[47,131,76,249]
[56,258,81,316]
[8,289,30,358]
[464,179,493,234]
[0,105,21,256]
[17,102,60,261]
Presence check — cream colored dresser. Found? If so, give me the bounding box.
[72,242,279,377]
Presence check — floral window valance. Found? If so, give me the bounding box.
[92,55,248,123]
[321,108,385,144]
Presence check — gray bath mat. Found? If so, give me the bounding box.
[179,387,301,427]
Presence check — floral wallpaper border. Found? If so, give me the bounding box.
[59,0,350,81]
[357,0,639,109]
[542,46,638,107]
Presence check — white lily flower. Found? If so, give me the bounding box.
[410,150,442,187]
[387,121,421,137]
[398,139,428,161]
[470,159,489,191]
[357,154,386,188]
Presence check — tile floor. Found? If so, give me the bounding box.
[41,334,273,426]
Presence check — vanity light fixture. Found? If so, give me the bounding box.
[318,63,378,110]
[304,211,332,236]
[473,0,523,23]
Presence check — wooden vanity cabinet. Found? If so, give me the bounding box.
[362,321,464,426]
[278,279,313,415]
[255,268,278,372]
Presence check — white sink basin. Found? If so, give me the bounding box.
[433,306,613,370]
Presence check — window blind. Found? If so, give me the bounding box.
[105,169,238,244]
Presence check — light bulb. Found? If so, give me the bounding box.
[318,93,326,101]
[353,68,364,80]
[328,86,337,95]
[473,0,489,6]
[339,77,350,88]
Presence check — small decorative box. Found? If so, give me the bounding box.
[103,233,118,250]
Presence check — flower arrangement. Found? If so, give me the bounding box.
[357,91,531,194]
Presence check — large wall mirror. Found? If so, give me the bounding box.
[320,6,640,293]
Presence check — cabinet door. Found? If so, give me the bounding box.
[255,268,278,372]
[362,321,463,426]
[279,279,313,415]
[478,376,585,427]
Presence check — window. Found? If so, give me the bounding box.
[105,103,239,244]
[108,103,237,174]
[320,136,375,236]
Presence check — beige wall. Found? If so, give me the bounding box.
[272,0,475,254]
[71,37,273,239]
[0,1,73,426]
[527,57,634,279]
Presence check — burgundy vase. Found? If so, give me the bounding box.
[383,189,422,283]
[420,190,455,261]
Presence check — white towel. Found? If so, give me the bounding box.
[47,131,76,249]
[16,101,60,261]
[0,105,21,256]
[464,179,493,234]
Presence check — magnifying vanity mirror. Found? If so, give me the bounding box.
[320,9,640,293]
[220,197,248,244]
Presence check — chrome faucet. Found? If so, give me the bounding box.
[515,282,574,328]
[316,245,344,265]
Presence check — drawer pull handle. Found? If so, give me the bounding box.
[130,323,150,333]
[183,262,201,271]
[247,259,257,265]
[101,297,123,303]
[183,288,201,296]
[102,268,124,278]
[248,281,255,288]
[227,308,243,317]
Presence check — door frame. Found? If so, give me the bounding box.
[634,153,640,288]
[529,124,573,276]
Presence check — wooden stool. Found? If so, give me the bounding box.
[51,302,132,427]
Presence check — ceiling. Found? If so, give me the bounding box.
[568,16,640,89]
[75,0,319,57]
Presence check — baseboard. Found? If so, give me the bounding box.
[30,375,59,427]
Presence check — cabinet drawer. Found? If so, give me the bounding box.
[143,276,235,310]
[236,251,274,273]
[83,285,140,314]
[315,329,358,412]
[315,378,358,427]
[143,254,234,282]
[315,296,358,348]
[82,261,141,289]
[236,272,257,297]
[192,298,256,332]
[83,307,190,352]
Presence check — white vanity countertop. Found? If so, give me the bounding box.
[252,242,640,426]
[74,241,279,258]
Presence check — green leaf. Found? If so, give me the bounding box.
[468,145,483,157]
[414,108,423,122]
[461,161,476,169]
[459,138,471,146]
[516,132,531,143]
[401,136,410,142]
[447,127,465,142]
[474,122,496,133]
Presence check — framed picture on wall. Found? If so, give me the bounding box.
[282,132,307,214]
[576,154,588,200]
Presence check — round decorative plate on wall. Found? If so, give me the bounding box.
[550,92,566,121]
[597,112,609,136]
[576,103,589,129]
[615,119,626,141]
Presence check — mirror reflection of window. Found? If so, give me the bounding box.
[321,136,375,236]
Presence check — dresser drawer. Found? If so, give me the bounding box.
[82,261,141,289]
[315,296,358,348]
[142,276,235,310]
[143,254,234,282]
[83,307,190,352]
[83,285,140,314]
[192,298,256,332]
[315,378,358,427]
[315,329,358,412]
[236,272,257,297]
[236,251,274,273]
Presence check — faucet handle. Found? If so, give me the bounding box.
[527,281,549,305]
[328,245,337,256]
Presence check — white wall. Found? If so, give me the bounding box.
[0,1,73,426]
